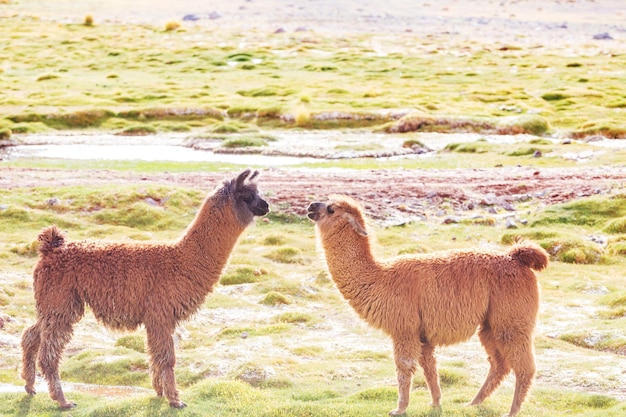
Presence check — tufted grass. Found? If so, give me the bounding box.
[1,184,625,417]
[0,11,625,138]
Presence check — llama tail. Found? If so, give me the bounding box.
[509,241,549,271]
[38,225,65,255]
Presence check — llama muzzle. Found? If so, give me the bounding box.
[306,202,325,221]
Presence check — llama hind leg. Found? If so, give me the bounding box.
[21,322,42,395]
[469,324,511,406]
[146,325,185,408]
[505,337,535,417]
[37,318,76,409]
[389,338,420,416]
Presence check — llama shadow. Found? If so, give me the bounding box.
[15,395,33,417]
[144,397,183,417]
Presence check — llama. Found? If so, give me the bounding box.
[307,195,548,417]
[21,169,269,409]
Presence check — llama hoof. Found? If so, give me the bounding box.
[169,401,187,408]
[388,409,407,416]
[24,386,36,396]
[59,401,76,409]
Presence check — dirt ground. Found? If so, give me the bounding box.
[2,165,626,221]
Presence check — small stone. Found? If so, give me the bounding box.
[501,202,516,211]
[592,32,613,40]
[505,218,518,229]
[533,150,542,158]
[240,332,249,339]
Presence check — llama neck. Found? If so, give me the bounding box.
[320,229,382,312]
[178,195,248,286]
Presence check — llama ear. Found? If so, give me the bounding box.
[343,213,368,236]
[248,170,260,183]
[235,169,252,189]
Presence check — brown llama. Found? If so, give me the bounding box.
[307,195,548,417]
[21,169,269,409]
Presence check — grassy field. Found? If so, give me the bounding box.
[1,4,626,138]
[0,181,625,416]
[1,1,626,416]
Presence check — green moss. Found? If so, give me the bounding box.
[542,92,569,101]
[444,141,491,154]
[118,124,158,135]
[532,194,626,227]
[604,217,626,234]
[273,312,317,324]
[264,247,302,264]
[353,387,397,401]
[220,267,265,285]
[0,128,11,140]
[92,202,169,230]
[114,335,145,353]
[262,235,287,246]
[220,137,268,148]
[61,350,149,387]
[259,291,291,306]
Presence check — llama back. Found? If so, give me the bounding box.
[509,241,549,271]
[38,225,66,255]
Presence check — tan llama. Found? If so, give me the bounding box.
[307,195,548,417]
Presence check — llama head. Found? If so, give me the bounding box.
[225,169,270,224]
[307,195,368,237]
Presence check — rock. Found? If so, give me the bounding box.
[480,194,499,206]
[443,216,460,224]
[505,218,518,229]
[237,365,275,386]
[182,14,200,21]
[533,150,542,158]
[240,331,249,339]
[501,202,516,211]
[274,27,286,34]
[592,32,613,40]
[208,11,222,20]
[46,197,60,207]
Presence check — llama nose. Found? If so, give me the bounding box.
[306,202,325,221]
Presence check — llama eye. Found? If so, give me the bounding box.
[327,205,335,214]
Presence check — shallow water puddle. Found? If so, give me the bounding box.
[3,144,316,166]
[2,131,624,164]
[0,380,151,397]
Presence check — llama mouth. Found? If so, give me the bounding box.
[306,202,323,221]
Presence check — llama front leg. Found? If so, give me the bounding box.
[389,338,419,416]
[418,342,441,408]
[146,325,186,408]
[37,319,76,409]
[21,322,42,395]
